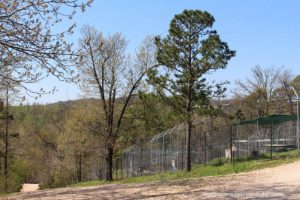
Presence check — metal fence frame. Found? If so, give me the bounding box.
[112,117,299,179]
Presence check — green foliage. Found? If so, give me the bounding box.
[57,102,102,184]
[119,93,181,148]
[148,10,235,118]
[48,167,77,188]
[291,75,300,88]
[0,159,28,193]
[0,103,74,191]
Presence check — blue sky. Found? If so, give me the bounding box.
[26,0,300,104]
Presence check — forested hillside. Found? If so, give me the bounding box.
[0,95,182,191]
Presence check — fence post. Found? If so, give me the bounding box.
[121,157,123,179]
[132,154,134,177]
[271,123,273,160]
[247,128,249,157]
[230,124,233,163]
[162,134,165,172]
[115,159,118,180]
[236,124,240,159]
[176,130,179,170]
[140,144,143,176]
[181,134,184,170]
[204,131,207,165]
[148,145,151,173]
[126,154,129,178]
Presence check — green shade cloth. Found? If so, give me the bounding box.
[237,115,298,125]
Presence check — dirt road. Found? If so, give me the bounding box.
[3,160,300,200]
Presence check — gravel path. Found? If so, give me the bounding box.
[3,160,300,200]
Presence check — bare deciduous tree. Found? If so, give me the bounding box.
[277,69,295,114]
[77,25,157,181]
[235,66,281,117]
[0,0,92,95]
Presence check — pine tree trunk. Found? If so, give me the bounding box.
[185,79,192,172]
[185,120,192,172]
[105,147,113,181]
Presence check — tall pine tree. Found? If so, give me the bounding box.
[148,10,235,171]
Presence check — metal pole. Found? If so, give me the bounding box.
[162,134,165,172]
[120,157,123,179]
[230,124,233,163]
[115,159,118,180]
[247,130,249,157]
[256,99,260,157]
[291,86,300,149]
[176,129,179,170]
[271,124,273,160]
[256,116,259,157]
[126,154,128,178]
[237,124,239,159]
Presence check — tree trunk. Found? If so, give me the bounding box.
[105,147,113,181]
[185,73,192,172]
[79,154,82,182]
[185,120,192,172]
[75,154,82,182]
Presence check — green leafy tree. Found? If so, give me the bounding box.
[15,104,70,188]
[291,75,300,96]
[0,87,21,193]
[148,10,235,171]
[59,102,101,183]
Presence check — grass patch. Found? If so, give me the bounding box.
[69,149,300,187]
[0,193,10,197]
[70,180,107,187]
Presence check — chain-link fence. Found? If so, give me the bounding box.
[113,116,299,179]
[233,120,298,159]
[118,119,231,178]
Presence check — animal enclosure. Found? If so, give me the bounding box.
[113,115,299,179]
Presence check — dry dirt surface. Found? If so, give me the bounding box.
[20,184,39,193]
[3,160,300,200]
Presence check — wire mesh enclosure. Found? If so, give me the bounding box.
[233,116,299,159]
[116,115,299,179]
[119,119,231,178]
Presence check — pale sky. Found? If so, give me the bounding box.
[25,0,300,104]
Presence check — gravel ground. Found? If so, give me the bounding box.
[3,160,300,200]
